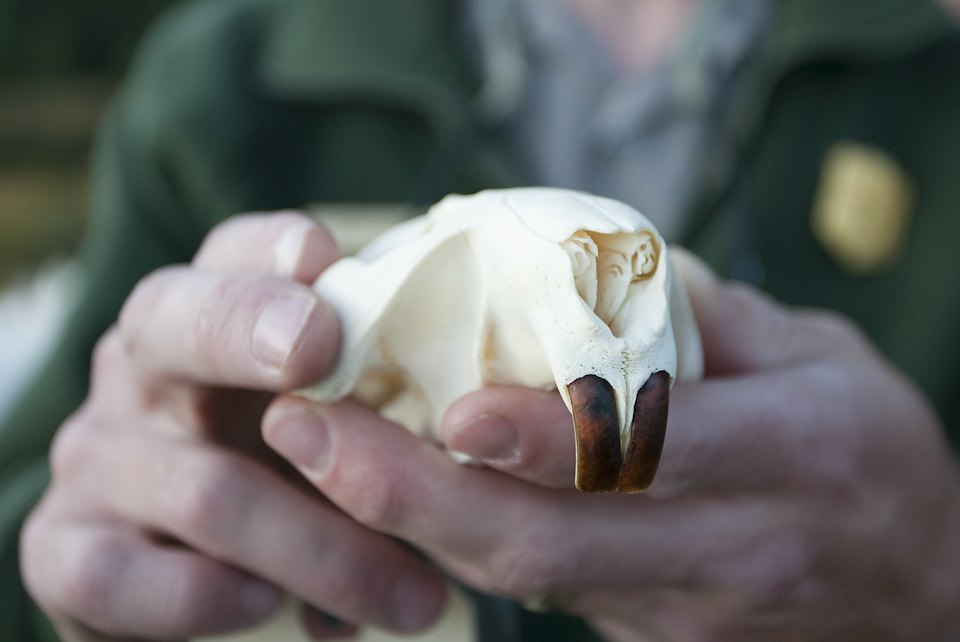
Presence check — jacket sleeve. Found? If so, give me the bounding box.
[0,8,215,639]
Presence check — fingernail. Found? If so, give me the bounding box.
[447,414,519,462]
[274,219,309,277]
[268,409,331,474]
[391,574,446,632]
[253,295,315,369]
[241,579,284,619]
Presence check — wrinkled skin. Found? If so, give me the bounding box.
[20,213,960,642]
[264,251,960,642]
[20,214,446,642]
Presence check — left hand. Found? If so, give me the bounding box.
[263,255,960,641]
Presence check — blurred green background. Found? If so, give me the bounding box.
[0,0,175,284]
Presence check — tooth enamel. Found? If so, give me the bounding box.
[299,188,703,452]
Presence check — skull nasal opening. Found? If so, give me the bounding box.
[562,230,660,336]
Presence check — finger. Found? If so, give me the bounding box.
[440,370,826,495]
[441,386,576,490]
[118,267,339,389]
[671,248,867,375]
[193,212,340,283]
[264,398,794,600]
[22,511,281,639]
[443,379,671,493]
[58,424,446,633]
[266,397,580,595]
[651,367,852,497]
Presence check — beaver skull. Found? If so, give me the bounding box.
[300,188,702,492]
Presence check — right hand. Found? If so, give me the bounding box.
[19,213,447,641]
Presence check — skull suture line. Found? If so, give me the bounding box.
[300,188,703,492]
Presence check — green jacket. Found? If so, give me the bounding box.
[2,0,959,639]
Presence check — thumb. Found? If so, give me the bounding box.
[671,248,853,375]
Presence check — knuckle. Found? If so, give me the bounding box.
[90,330,124,376]
[169,456,252,544]
[118,266,182,351]
[341,467,405,531]
[18,506,54,605]
[89,335,128,399]
[330,459,404,532]
[116,265,187,362]
[486,516,578,598]
[192,275,284,373]
[193,276,243,362]
[49,413,95,482]
[58,534,126,618]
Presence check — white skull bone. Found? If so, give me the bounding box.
[300,188,703,470]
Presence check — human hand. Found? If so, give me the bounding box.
[20,213,446,642]
[263,251,960,641]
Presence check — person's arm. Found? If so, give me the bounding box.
[265,252,960,641]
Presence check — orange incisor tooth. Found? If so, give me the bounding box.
[568,375,622,493]
[618,371,670,493]
[569,372,670,494]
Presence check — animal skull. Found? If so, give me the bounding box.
[300,188,703,492]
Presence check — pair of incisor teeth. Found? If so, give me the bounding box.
[300,188,703,493]
[568,371,670,492]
